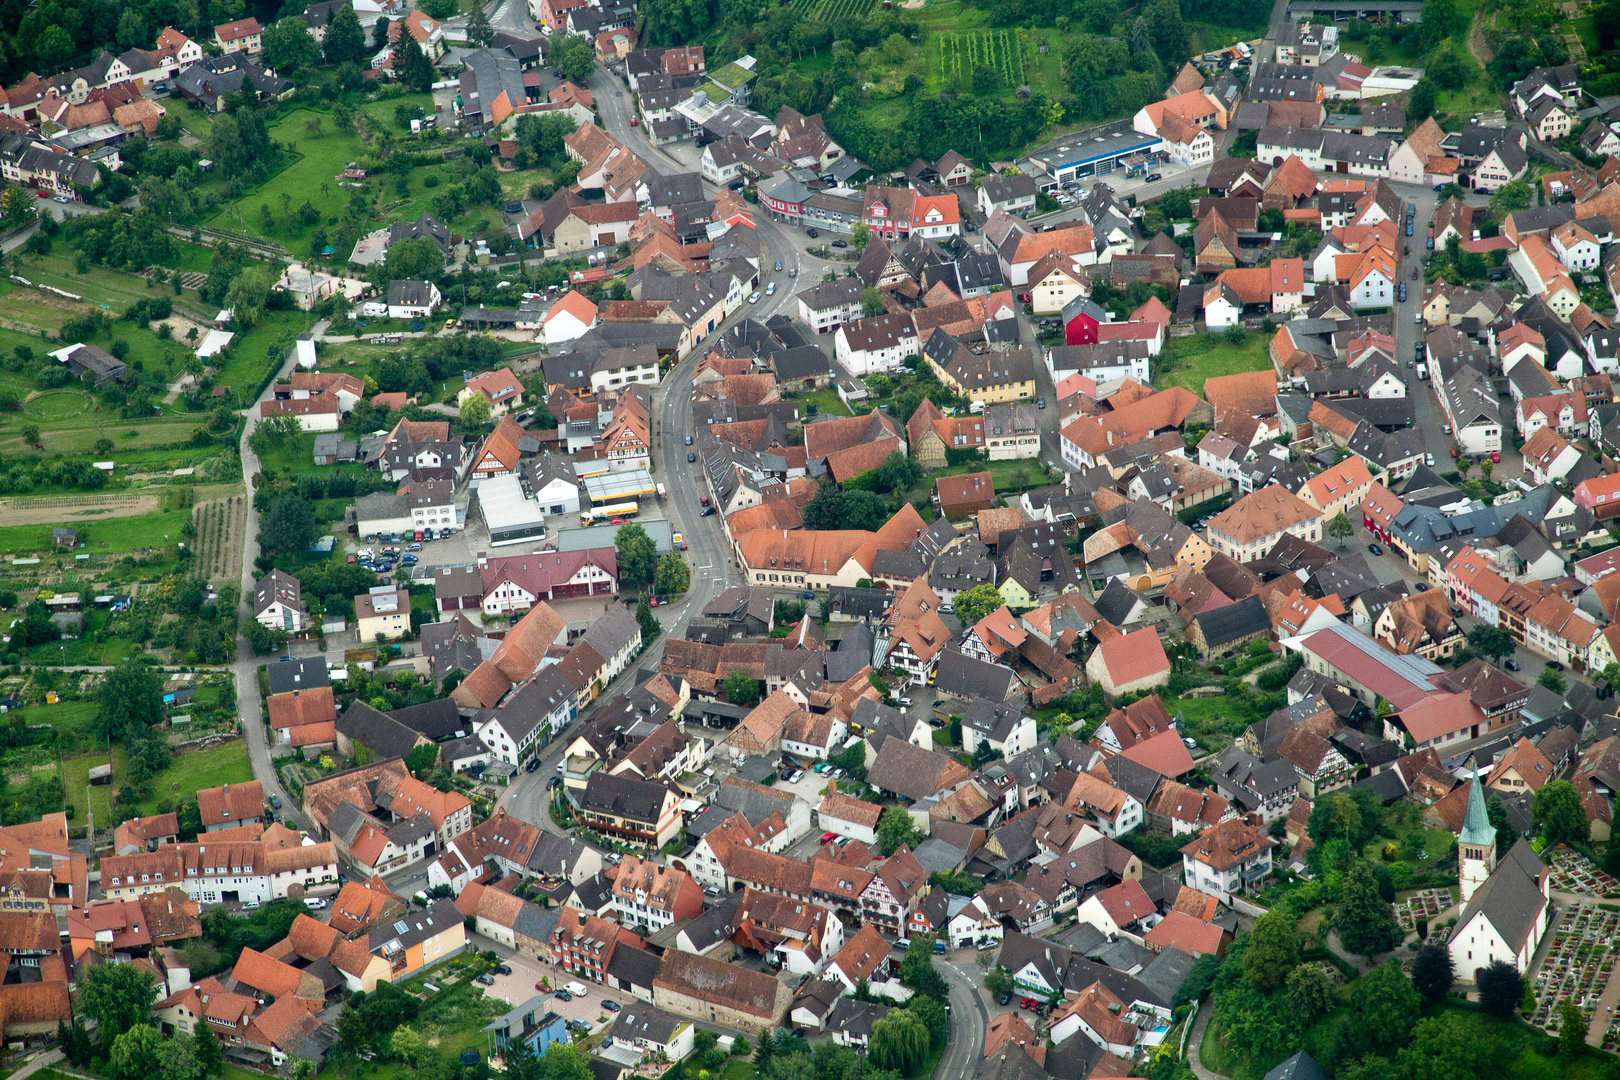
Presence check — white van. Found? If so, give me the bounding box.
[565,981,589,998]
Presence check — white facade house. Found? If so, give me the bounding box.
[387,280,441,320]
[834,316,918,376]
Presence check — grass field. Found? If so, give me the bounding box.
[206,109,370,242]
[62,752,111,828]
[0,505,192,555]
[1154,332,1271,394]
[798,389,852,417]
[115,740,254,816]
[210,309,313,391]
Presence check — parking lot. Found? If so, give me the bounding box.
[475,942,635,1035]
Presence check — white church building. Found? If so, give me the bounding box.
[1446,767,1551,982]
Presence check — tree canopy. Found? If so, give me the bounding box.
[614,524,658,589]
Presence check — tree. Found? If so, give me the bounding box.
[405,742,438,780]
[20,423,39,446]
[15,599,56,648]
[1466,624,1516,663]
[35,26,73,66]
[1490,178,1533,215]
[898,935,949,1000]
[951,584,1004,629]
[1410,942,1454,1001]
[852,223,871,251]
[1326,512,1354,548]
[614,524,658,588]
[223,266,272,328]
[156,1035,202,1080]
[263,17,320,71]
[324,4,366,64]
[1538,665,1566,691]
[876,806,923,855]
[1408,77,1439,123]
[459,393,491,426]
[1346,959,1421,1057]
[1476,959,1523,1017]
[1558,998,1588,1060]
[869,1011,929,1074]
[261,494,318,556]
[96,662,166,742]
[1242,910,1300,989]
[1486,793,1519,856]
[635,594,659,646]
[192,1024,224,1079]
[111,1025,164,1080]
[654,551,689,595]
[80,962,158,1044]
[907,996,949,1051]
[1284,963,1333,1024]
[723,670,761,706]
[466,0,495,47]
[1427,47,1470,89]
[1337,861,1403,958]
[554,36,595,84]
[861,287,885,318]
[398,35,436,91]
[386,237,445,281]
[1534,778,1589,846]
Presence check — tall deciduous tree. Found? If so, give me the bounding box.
[877,807,922,855]
[1534,778,1589,845]
[79,963,158,1044]
[869,1010,929,1074]
[263,17,320,71]
[261,494,318,556]
[1476,960,1523,1016]
[466,0,495,47]
[1326,512,1353,548]
[95,662,165,742]
[654,551,689,595]
[553,35,595,84]
[951,583,1004,629]
[1336,861,1403,958]
[1241,910,1299,990]
[614,523,658,588]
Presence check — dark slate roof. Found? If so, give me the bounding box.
[1266,1053,1330,1080]
[1192,594,1270,649]
[268,657,331,696]
[388,698,463,740]
[336,701,423,761]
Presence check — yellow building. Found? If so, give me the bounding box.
[924,340,1037,406]
[355,589,411,641]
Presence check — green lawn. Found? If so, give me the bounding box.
[929,457,1061,498]
[115,740,254,816]
[62,752,111,829]
[359,93,440,136]
[206,109,370,243]
[799,388,852,417]
[168,104,215,140]
[210,309,314,391]
[0,506,193,557]
[1153,331,1272,394]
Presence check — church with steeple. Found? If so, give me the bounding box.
[1458,762,1497,903]
[1447,763,1550,982]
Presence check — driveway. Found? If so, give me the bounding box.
[478,940,635,1037]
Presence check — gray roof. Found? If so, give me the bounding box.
[579,773,671,825]
[1137,946,1195,1005]
[388,698,462,740]
[267,657,330,696]
[1192,594,1271,650]
[911,838,968,874]
[1266,1053,1330,1080]
[826,997,891,1040]
[932,648,1021,703]
[610,1005,687,1045]
[714,776,793,827]
[336,701,424,762]
[368,897,463,954]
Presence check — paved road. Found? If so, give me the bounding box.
[230,320,330,818]
[939,959,989,1076]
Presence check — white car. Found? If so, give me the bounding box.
[748,292,761,303]
[305,896,327,909]
[1425,453,1435,467]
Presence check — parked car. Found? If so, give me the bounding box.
[688,452,696,462]
[554,991,572,1002]
[269,795,282,810]
[475,974,496,986]
[1035,397,1046,409]
[749,292,761,303]
[821,831,838,844]
[1144,172,1162,182]
[700,506,716,516]
[602,1001,621,1012]
[1547,660,1565,671]
[806,228,820,238]
[495,965,512,975]
[407,542,422,551]
[832,239,848,248]
[998,991,1014,1006]
[1367,543,1383,556]
[1504,659,1521,671]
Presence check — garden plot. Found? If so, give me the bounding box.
[1550,847,1619,896]
[936,30,1027,88]
[190,495,245,585]
[1535,903,1620,1038]
[1395,887,1456,931]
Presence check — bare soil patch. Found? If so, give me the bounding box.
[0,493,160,527]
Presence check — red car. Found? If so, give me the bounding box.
[630,115,638,126]
[1491,452,1500,463]
[820,832,837,844]
[1020,998,1041,1011]
[609,517,625,525]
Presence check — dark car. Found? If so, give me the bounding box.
[998,990,1013,1006]
[832,239,848,248]
[1504,659,1521,671]
[269,794,282,810]
[801,590,814,600]
[964,221,976,232]
[1144,172,1162,182]
[602,1001,622,1012]
[475,974,496,986]
[1035,397,1046,409]
[775,261,783,271]
[1367,543,1383,556]
[1406,222,1414,236]
[1546,660,1566,671]
[806,228,820,238]
[688,452,696,462]
[495,964,512,975]
[700,506,717,516]
[525,758,541,773]
[554,991,572,1002]
[547,775,562,790]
